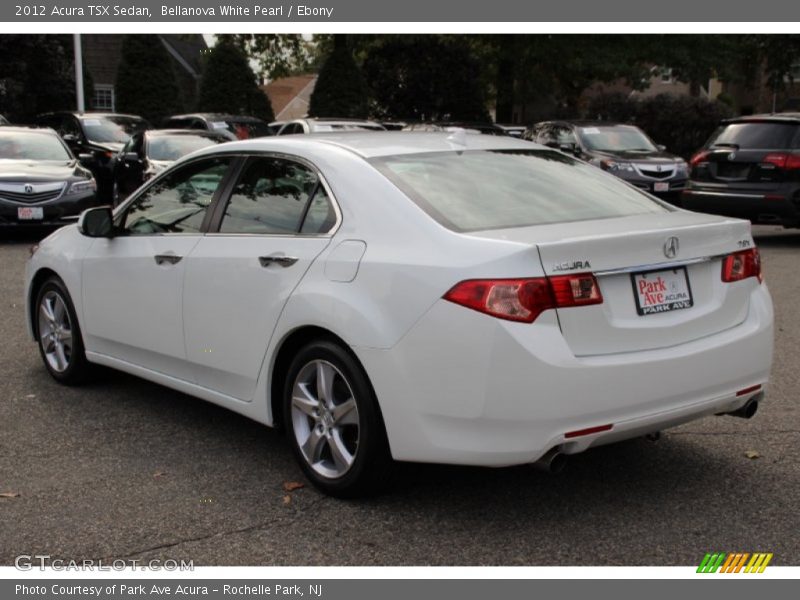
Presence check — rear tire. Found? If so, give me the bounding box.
[35,277,90,385]
[283,339,392,498]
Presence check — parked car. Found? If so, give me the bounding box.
[164,113,273,140]
[402,122,504,135]
[0,127,96,228]
[276,118,386,135]
[267,120,287,135]
[496,124,526,137]
[34,112,151,201]
[527,121,689,205]
[112,129,229,204]
[683,113,800,227]
[26,132,772,497]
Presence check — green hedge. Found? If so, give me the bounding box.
[586,93,735,159]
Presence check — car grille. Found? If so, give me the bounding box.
[0,182,66,204]
[637,166,675,180]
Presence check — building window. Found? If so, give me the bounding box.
[656,67,675,84]
[784,61,800,84]
[93,85,115,111]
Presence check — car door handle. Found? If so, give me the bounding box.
[258,255,299,268]
[154,254,183,266]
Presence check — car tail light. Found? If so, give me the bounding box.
[689,150,710,167]
[443,273,602,323]
[761,152,800,170]
[721,248,762,284]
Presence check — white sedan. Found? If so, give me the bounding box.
[25,132,774,497]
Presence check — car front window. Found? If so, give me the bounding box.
[147,135,223,162]
[120,157,231,235]
[0,132,71,161]
[82,117,149,144]
[577,126,658,152]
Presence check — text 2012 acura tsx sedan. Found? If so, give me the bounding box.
[25,132,774,497]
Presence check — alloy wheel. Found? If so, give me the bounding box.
[290,359,360,479]
[37,291,74,373]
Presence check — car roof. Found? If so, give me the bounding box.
[145,128,228,138]
[539,120,630,128]
[0,126,60,135]
[169,113,264,122]
[190,131,542,160]
[724,112,800,124]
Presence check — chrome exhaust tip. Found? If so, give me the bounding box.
[532,448,568,474]
[725,393,762,419]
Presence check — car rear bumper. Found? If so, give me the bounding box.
[354,285,773,467]
[682,188,800,227]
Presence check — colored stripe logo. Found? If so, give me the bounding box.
[697,552,773,573]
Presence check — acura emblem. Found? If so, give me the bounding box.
[664,236,679,259]
[656,164,663,172]
[728,152,736,161]
[24,184,34,194]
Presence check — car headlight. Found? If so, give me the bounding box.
[600,159,634,172]
[66,179,97,195]
[675,160,689,175]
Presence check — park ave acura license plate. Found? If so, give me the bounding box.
[17,207,43,220]
[631,267,693,316]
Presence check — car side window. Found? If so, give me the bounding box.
[120,157,231,235]
[535,124,555,146]
[218,157,324,235]
[553,126,577,146]
[300,185,337,234]
[62,117,82,139]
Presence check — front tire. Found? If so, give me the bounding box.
[35,277,90,385]
[283,340,392,498]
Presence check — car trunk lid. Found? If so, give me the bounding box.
[470,212,755,356]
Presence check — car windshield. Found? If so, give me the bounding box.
[577,125,658,152]
[706,122,799,149]
[208,120,272,139]
[0,131,71,161]
[147,135,224,161]
[81,116,148,143]
[372,149,668,232]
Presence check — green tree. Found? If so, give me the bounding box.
[216,34,313,80]
[0,35,93,122]
[308,35,369,119]
[362,36,490,121]
[115,35,183,123]
[197,39,274,121]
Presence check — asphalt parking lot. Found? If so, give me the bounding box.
[1,225,798,567]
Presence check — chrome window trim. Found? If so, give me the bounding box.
[594,254,728,277]
[205,150,343,238]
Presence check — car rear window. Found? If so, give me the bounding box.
[371,150,669,232]
[707,122,799,150]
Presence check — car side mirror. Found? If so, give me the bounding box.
[657,144,667,152]
[78,206,114,238]
[123,152,140,162]
[77,152,94,165]
[62,133,79,144]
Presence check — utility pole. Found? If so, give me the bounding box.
[74,34,85,113]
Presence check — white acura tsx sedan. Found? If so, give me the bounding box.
[25,132,773,497]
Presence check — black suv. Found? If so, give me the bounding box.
[34,112,151,201]
[526,121,689,204]
[683,113,800,227]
